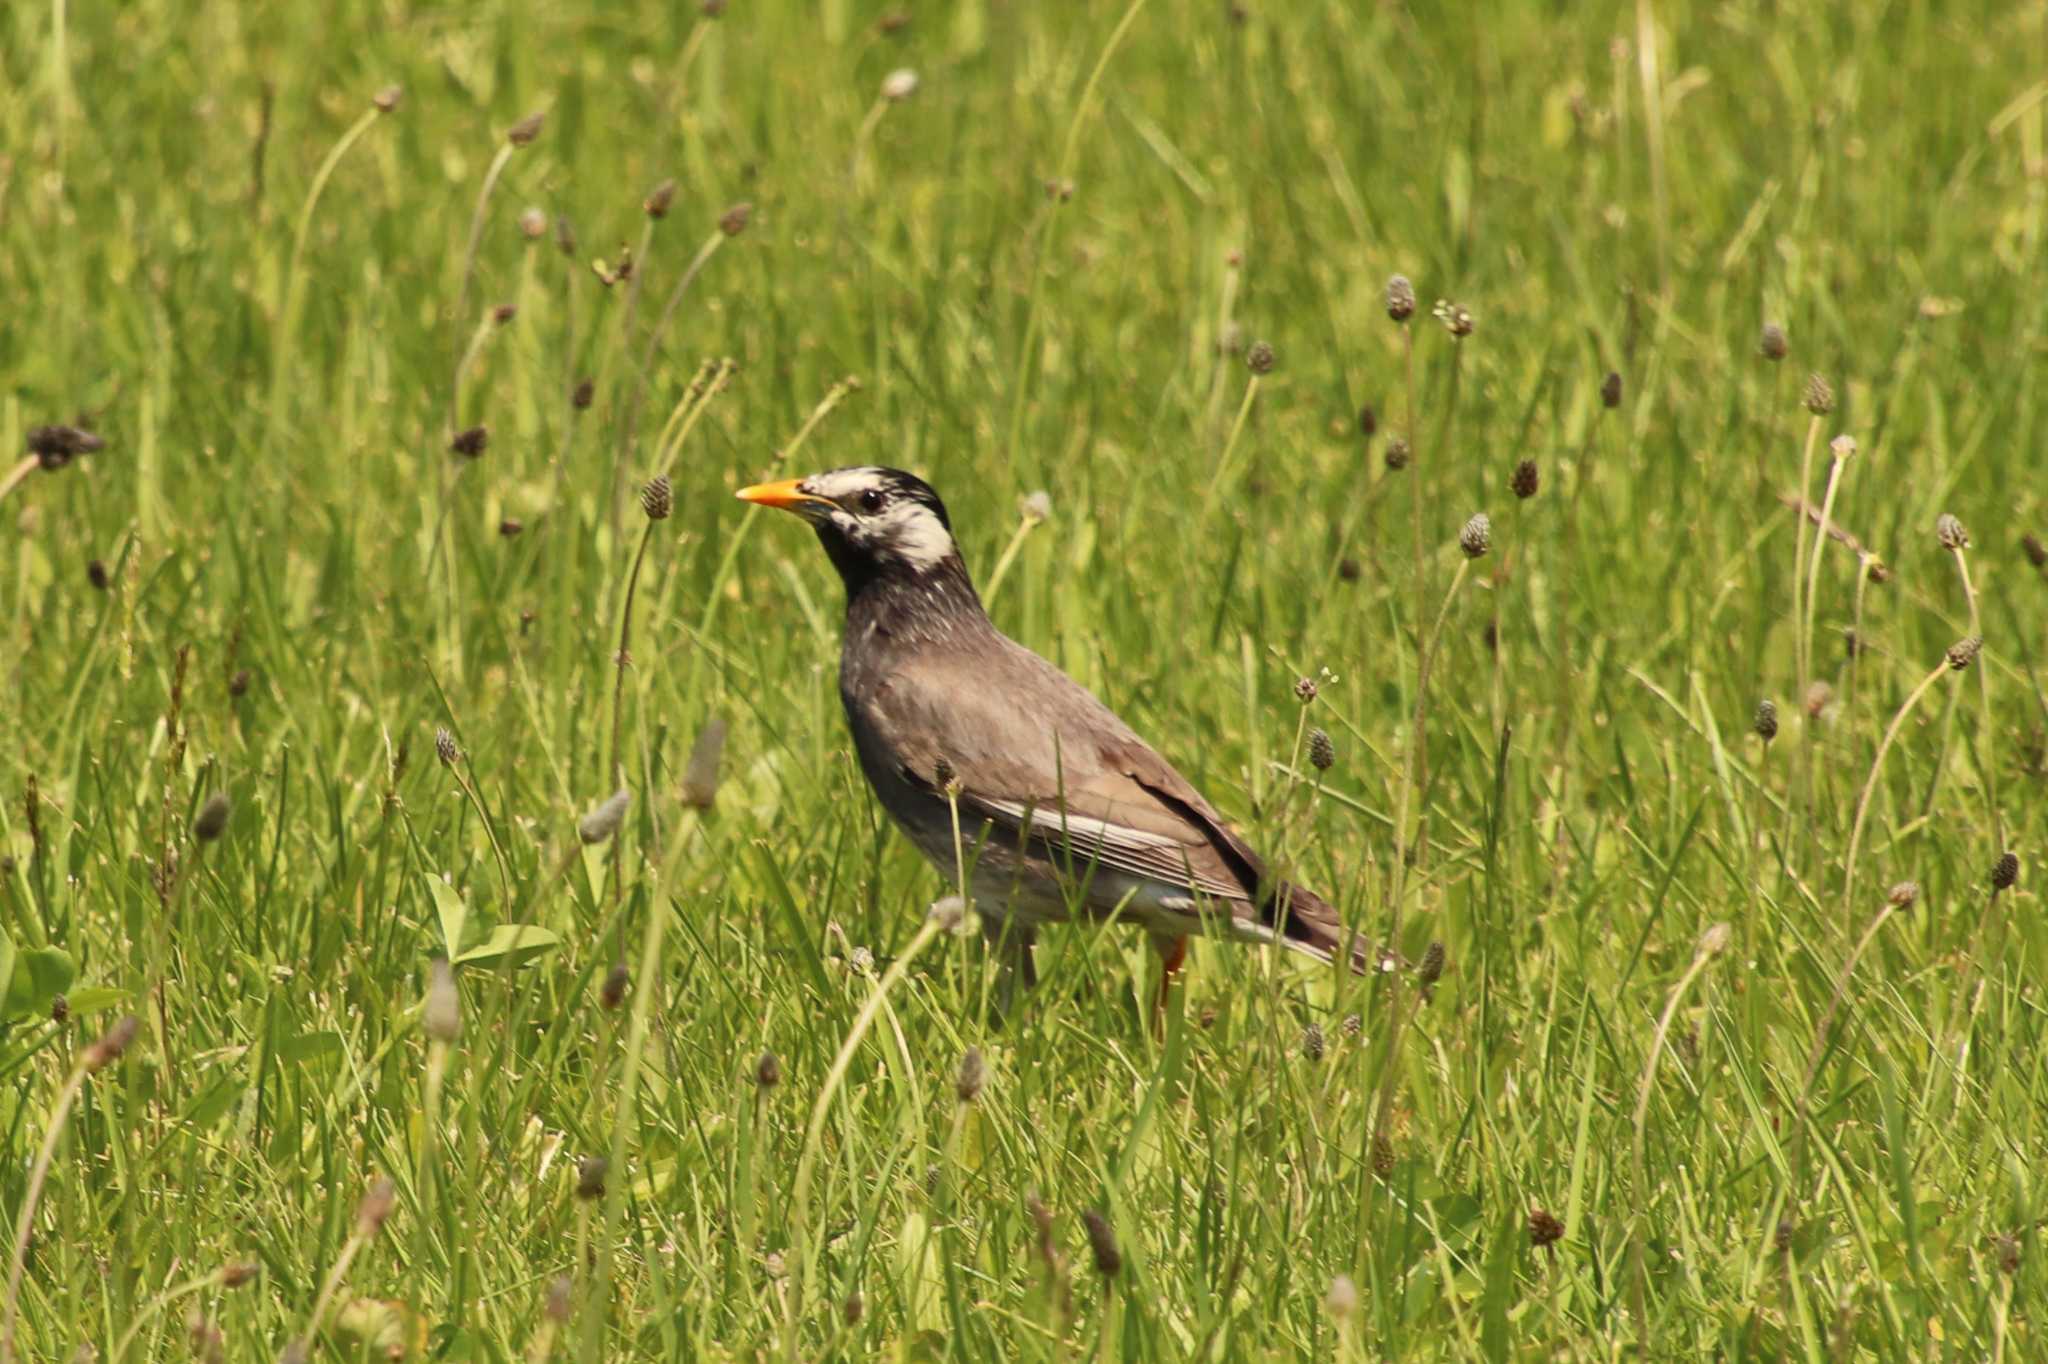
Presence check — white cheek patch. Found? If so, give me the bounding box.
[874,501,956,568]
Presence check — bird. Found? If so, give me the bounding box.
[736,466,1373,1003]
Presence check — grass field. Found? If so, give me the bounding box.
[4,0,2047,1357]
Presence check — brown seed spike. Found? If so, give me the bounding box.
[449,425,488,458]
[1803,373,1834,415]
[1385,274,1416,323]
[1081,1210,1122,1278]
[372,86,403,114]
[572,378,595,409]
[1246,341,1276,374]
[507,111,545,146]
[575,1156,607,1201]
[1358,406,1377,438]
[27,424,104,470]
[719,201,753,236]
[1307,727,1335,770]
[1459,513,1491,559]
[644,179,678,219]
[1935,513,1969,550]
[87,559,110,591]
[600,962,629,1009]
[2023,532,2048,569]
[1600,371,1623,408]
[192,792,232,842]
[1992,851,2020,892]
[1384,438,1411,471]
[641,475,673,521]
[1529,1208,1564,1249]
[1887,881,1920,908]
[1417,941,1446,986]
[1759,323,1788,362]
[754,1049,781,1089]
[1947,635,1983,671]
[82,1015,139,1073]
[1510,459,1539,499]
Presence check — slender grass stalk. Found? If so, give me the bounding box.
[1002,0,1149,464]
[0,457,39,506]
[273,98,392,444]
[1842,647,1973,918]
[980,506,1047,607]
[783,910,951,1359]
[1798,442,1850,714]
[1794,889,1904,1158]
[2,1058,92,1363]
[1206,373,1262,501]
[1949,543,2000,846]
[452,138,527,427]
[1386,558,1475,948]
[108,1265,246,1364]
[627,228,735,454]
[1630,923,1730,1342]
[445,758,515,902]
[1846,554,1875,723]
[1786,413,1823,863]
[653,357,738,479]
[608,522,658,790]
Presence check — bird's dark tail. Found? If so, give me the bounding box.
[1268,881,1379,974]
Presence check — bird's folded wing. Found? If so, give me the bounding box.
[866,637,1259,904]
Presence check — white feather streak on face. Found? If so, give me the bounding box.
[800,467,956,569]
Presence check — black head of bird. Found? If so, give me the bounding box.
[738,465,1380,1008]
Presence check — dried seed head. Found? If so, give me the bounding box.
[1245,340,1276,374]
[1935,513,1969,550]
[27,424,104,470]
[719,201,753,236]
[575,1156,607,1201]
[1759,323,1789,361]
[555,214,578,258]
[1300,1021,1326,1061]
[1866,557,1890,584]
[1459,512,1492,559]
[87,559,110,591]
[1384,438,1411,471]
[1699,922,1733,956]
[754,1048,781,1089]
[881,68,920,101]
[356,1177,398,1236]
[1992,851,2020,892]
[507,111,545,146]
[1418,940,1446,986]
[933,756,956,788]
[955,1047,986,1103]
[1997,1235,2021,1275]
[1294,675,1318,703]
[1829,433,1856,461]
[1805,681,1833,718]
[1307,727,1336,771]
[1775,1219,1795,1253]
[221,1261,260,1289]
[572,377,595,409]
[1370,1132,1395,1178]
[641,474,673,521]
[1753,699,1779,742]
[643,178,677,219]
[424,958,461,1044]
[702,0,727,14]
[372,85,403,114]
[1385,274,1417,323]
[1433,299,1475,337]
[928,895,968,932]
[498,518,523,538]
[1358,406,1378,439]
[1326,1274,1358,1320]
[1947,635,1983,671]
[228,669,252,698]
[1337,557,1361,582]
[1081,1210,1122,1278]
[50,994,68,1025]
[2022,533,2048,569]
[682,717,727,810]
[450,425,488,458]
[435,728,459,765]
[1887,880,1921,908]
[545,1276,573,1321]
[1802,373,1834,415]
[578,788,632,844]
[1510,459,1539,499]
[193,792,232,843]
[1600,371,1623,409]
[519,207,548,240]
[491,302,517,326]
[600,962,629,1009]
[82,1015,139,1073]
[1020,490,1053,522]
[842,1292,864,1325]
[1529,1207,1565,1249]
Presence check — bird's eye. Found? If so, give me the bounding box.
[858,488,887,513]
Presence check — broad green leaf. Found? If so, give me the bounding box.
[426,875,468,958]
[3,947,76,1020]
[454,924,559,969]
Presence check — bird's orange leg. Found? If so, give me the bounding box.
[1150,933,1188,1030]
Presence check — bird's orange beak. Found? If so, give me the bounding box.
[735,477,831,514]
